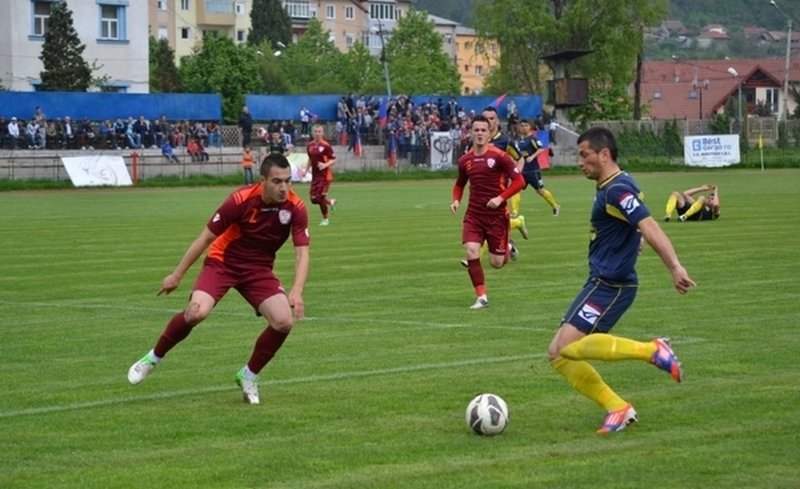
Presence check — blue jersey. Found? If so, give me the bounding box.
[467,132,521,160]
[489,132,521,160]
[588,171,651,283]
[517,134,543,171]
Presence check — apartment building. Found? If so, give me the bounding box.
[0,0,149,92]
[152,0,253,60]
[455,25,499,95]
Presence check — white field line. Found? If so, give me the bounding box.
[0,299,555,332]
[0,353,546,419]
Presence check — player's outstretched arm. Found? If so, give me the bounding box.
[288,245,309,319]
[158,227,217,296]
[638,217,696,294]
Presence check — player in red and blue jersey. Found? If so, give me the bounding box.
[451,115,525,309]
[546,127,696,434]
[127,153,310,405]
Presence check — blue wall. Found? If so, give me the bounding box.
[0,91,541,123]
[0,92,222,122]
[245,94,543,122]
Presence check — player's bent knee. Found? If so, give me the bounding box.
[184,305,211,325]
[270,317,293,333]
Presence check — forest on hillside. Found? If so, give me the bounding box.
[415,0,798,59]
[415,0,797,33]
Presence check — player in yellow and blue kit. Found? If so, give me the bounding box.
[517,119,561,216]
[547,127,696,434]
[664,184,721,222]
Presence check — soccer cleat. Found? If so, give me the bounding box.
[236,367,260,405]
[509,240,519,261]
[460,259,468,268]
[664,215,671,222]
[329,198,337,213]
[678,214,687,222]
[553,205,561,217]
[127,354,156,385]
[320,218,330,226]
[596,403,638,434]
[469,296,489,310]
[518,215,529,240]
[650,337,684,382]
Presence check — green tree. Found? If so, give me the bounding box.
[255,41,292,94]
[475,0,668,119]
[149,37,182,93]
[39,1,92,91]
[339,42,384,94]
[248,0,291,49]
[179,36,262,122]
[277,18,344,93]
[385,9,461,95]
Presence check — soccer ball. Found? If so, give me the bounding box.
[465,393,509,436]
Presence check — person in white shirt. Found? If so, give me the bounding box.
[8,117,20,149]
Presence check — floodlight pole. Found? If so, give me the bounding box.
[772,1,792,130]
[376,20,392,98]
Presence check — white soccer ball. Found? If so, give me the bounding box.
[465,393,509,436]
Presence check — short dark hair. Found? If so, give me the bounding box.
[482,106,498,115]
[260,153,290,177]
[577,127,618,161]
[471,114,490,127]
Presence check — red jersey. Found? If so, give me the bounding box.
[453,146,524,218]
[306,139,335,182]
[205,185,309,271]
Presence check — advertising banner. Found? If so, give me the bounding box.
[61,155,133,187]
[684,135,740,167]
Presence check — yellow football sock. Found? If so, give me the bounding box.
[540,189,558,209]
[683,199,704,219]
[510,216,522,232]
[665,195,677,217]
[508,193,521,218]
[551,357,628,411]
[559,334,656,361]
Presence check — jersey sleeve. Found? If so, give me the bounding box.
[290,194,310,247]
[505,140,521,161]
[605,183,651,226]
[206,192,243,236]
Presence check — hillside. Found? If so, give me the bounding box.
[415,0,796,32]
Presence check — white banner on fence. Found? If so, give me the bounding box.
[287,153,312,183]
[61,155,133,187]
[430,132,454,170]
[683,134,740,167]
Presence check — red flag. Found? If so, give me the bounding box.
[536,131,551,169]
[387,133,397,167]
[378,98,389,128]
[490,93,507,108]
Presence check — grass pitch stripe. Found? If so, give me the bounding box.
[0,353,545,419]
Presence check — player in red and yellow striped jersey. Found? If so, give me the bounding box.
[127,153,310,405]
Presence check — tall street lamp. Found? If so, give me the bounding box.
[727,67,743,122]
[771,0,792,125]
[691,78,709,119]
[371,21,392,98]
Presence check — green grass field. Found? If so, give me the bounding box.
[1,169,799,488]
